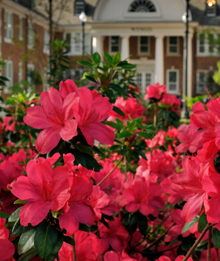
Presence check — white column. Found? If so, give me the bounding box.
[154,35,164,84]
[187,33,193,98]
[92,36,103,57]
[121,36,130,61]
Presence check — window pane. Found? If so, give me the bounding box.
[136,73,142,86]
[141,36,148,44]
[169,84,176,91]
[112,46,119,52]
[111,36,119,45]
[169,72,177,82]
[141,46,148,53]
[169,37,177,45]
[169,46,177,53]
[145,73,152,86]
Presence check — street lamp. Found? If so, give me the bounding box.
[79,11,87,59]
[207,0,216,7]
[181,0,191,119]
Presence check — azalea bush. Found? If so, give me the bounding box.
[1,51,220,261]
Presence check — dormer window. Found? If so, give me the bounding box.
[206,0,216,16]
[128,0,156,12]
[74,0,85,16]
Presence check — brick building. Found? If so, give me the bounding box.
[1,0,220,97]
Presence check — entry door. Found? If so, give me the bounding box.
[136,72,154,94]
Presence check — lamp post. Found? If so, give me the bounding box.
[207,0,216,6]
[181,0,190,119]
[79,11,87,59]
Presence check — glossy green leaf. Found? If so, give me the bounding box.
[9,207,22,222]
[0,211,9,219]
[92,52,101,64]
[104,52,113,64]
[34,220,58,258]
[113,106,125,116]
[18,248,38,261]
[182,215,200,233]
[198,212,208,233]
[117,130,131,139]
[14,199,27,205]
[112,52,121,65]
[213,228,220,249]
[18,229,36,255]
[77,61,93,67]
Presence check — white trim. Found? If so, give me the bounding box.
[28,20,34,49]
[19,16,23,40]
[196,70,207,94]
[138,36,150,55]
[43,30,49,54]
[166,69,179,94]
[18,62,22,82]
[4,9,13,43]
[167,36,179,56]
[136,71,154,93]
[4,60,13,93]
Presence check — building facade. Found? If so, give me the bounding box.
[1,0,220,97]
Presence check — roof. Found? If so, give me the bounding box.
[32,0,220,26]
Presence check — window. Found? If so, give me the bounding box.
[19,17,23,40]
[110,36,120,53]
[44,30,50,53]
[139,36,150,54]
[65,32,91,55]
[136,72,153,93]
[74,0,85,16]
[4,10,13,42]
[28,21,34,49]
[128,0,156,12]
[198,33,219,55]
[4,61,13,93]
[18,63,23,82]
[208,34,215,53]
[27,64,34,92]
[206,2,216,16]
[167,70,179,93]
[168,37,178,54]
[197,71,207,93]
[199,34,205,54]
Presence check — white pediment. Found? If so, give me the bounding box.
[93,0,186,22]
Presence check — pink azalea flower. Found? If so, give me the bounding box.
[59,79,79,99]
[171,156,208,223]
[58,231,103,261]
[59,175,95,234]
[108,96,146,122]
[176,124,204,153]
[144,83,167,100]
[10,154,70,226]
[24,87,79,154]
[104,250,136,261]
[89,185,118,220]
[99,217,129,253]
[74,87,115,146]
[0,218,15,261]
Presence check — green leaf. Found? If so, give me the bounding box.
[89,145,105,157]
[18,248,38,261]
[71,149,102,172]
[103,121,121,131]
[137,131,153,139]
[109,83,129,96]
[51,232,64,254]
[34,220,58,258]
[113,106,125,116]
[117,130,131,139]
[138,212,148,236]
[12,219,33,235]
[198,212,208,233]
[14,199,27,205]
[0,211,9,219]
[136,150,147,160]
[9,207,22,222]
[182,215,200,233]
[85,75,98,83]
[213,228,220,249]
[77,61,94,67]
[18,229,36,255]
[63,236,75,246]
[104,52,113,64]
[92,52,101,65]
[112,52,121,65]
